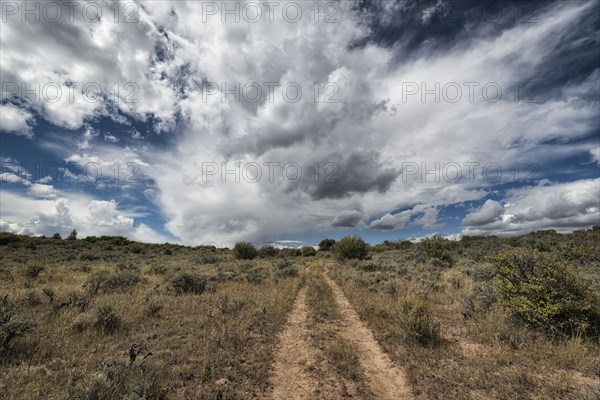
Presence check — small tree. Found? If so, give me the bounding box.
[234,241,258,260]
[67,229,77,240]
[333,236,370,260]
[318,238,336,251]
[52,232,62,240]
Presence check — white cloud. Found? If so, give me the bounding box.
[0,190,168,241]
[591,147,600,165]
[0,104,33,137]
[87,200,133,228]
[104,133,119,143]
[462,179,600,235]
[0,172,24,184]
[1,1,598,244]
[369,210,412,230]
[369,204,440,230]
[27,183,58,198]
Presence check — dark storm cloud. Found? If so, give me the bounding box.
[353,0,557,55]
[303,151,399,200]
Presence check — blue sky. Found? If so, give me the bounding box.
[1,0,599,246]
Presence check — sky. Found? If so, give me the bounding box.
[0,0,599,247]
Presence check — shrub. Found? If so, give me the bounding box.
[53,291,92,312]
[421,237,453,266]
[24,265,44,278]
[1,298,35,351]
[234,241,258,260]
[168,272,207,295]
[164,248,173,255]
[24,291,41,306]
[301,246,317,257]
[129,245,143,254]
[274,260,298,278]
[94,305,122,334]
[199,253,220,264]
[397,296,441,346]
[150,265,167,275]
[52,232,62,240]
[67,229,78,240]
[281,248,301,257]
[146,301,164,317]
[493,251,600,337]
[67,362,167,400]
[71,314,90,333]
[0,232,21,245]
[560,242,596,263]
[243,265,268,284]
[258,245,279,258]
[318,238,336,251]
[78,252,100,261]
[334,236,370,260]
[42,287,55,303]
[85,271,141,293]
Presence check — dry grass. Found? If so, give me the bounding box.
[0,238,302,399]
[305,266,375,399]
[1,228,599,399]
[329,229,600,400]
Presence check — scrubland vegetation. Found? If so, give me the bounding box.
[0,234,302,399]
[0,227,599,399]
[329,228,600,399]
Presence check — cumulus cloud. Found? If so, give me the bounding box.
[0,104,34,137]
[462,179,600,235]
[0,172,24,184]
[591,147,600,165]
[1,1,598,244]
[27,183,58,199]
[369,204,440,230]
[462,199,505,226]
[331,210,365,228]
[0,190,169,242]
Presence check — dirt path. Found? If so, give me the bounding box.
[271,264,413,400]
[271,288,319,400]
[323,273,414,400]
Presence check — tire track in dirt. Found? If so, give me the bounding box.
[271,288,319,400]
[323,273,414,400]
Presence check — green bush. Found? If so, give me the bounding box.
[67,229,78,240]
[233,241,258,260]
[274,260,298,278]
[0,232,22,245]
[281,248,301,257]
[493,251,600,337]
[168,272,207,295]
[397,296,441,346]
[318,238,336,251]
[560,242,596,262]
[301,246,317,257]
[94,305,122,334]
[333,236,369,260]
[421,236,454,266]
[258,245,279,258]
[85,271,142,293]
